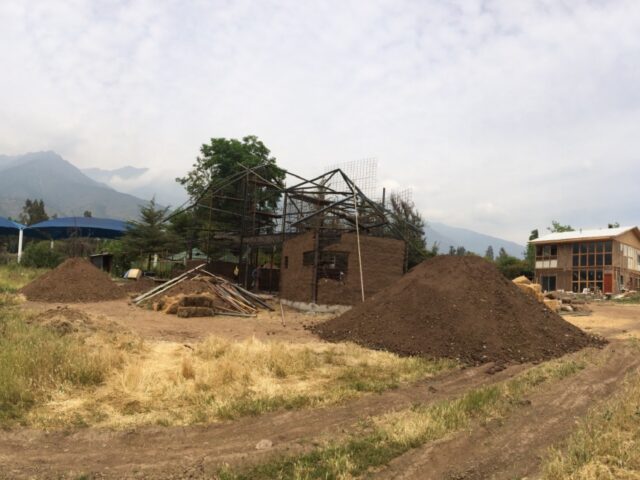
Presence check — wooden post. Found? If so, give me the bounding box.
[17,228,23,263]
[353,189,365,303]
[311,228,320,304]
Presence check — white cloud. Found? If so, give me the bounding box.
[1,0,640,242]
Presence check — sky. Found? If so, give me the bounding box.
[1,0,639,244]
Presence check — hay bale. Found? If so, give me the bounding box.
[512,275,532,285]
[177,307,215,318]
[544,299,561,312]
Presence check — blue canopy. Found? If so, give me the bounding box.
[26,217,129,240]
[0,217,25,235]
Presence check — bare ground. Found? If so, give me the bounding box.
[21,298,328,343]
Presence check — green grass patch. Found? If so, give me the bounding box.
[0,300,110,425]
[219,357,589,480]
[0,264,48,293]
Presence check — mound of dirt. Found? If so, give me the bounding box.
[121,276,159,295]
[20,258,127,303]
[313,256,604,365]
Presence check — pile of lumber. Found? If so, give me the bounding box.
[133,264,272,318]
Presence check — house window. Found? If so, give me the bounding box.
[536,244,558,261]
[540,275,556,292]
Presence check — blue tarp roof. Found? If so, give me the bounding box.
[0,217,25,235]
[26,217,129,240]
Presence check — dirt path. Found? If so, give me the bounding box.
[370,341,640,480]
[22,299,329,343]
[0,362,527,479]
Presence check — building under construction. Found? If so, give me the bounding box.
[171,160,422,305]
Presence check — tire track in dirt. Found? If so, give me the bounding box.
[370,341,640,480]
[0,362,528,479]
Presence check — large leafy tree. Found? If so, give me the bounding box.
[18,199,48,225]
[177,136,285,258]
[388,193,432,268]
[122,199,179,269]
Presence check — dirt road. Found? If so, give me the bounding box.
[371,341,640,479]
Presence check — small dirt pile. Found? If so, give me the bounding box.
[313,256,604,365]
[32,306,95,335]
[20,258,126,303]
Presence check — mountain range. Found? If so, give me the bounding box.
[0,151,149,220]
[0,151,525,256]
[425,221,524,258]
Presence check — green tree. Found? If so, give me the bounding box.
[83,210,92,218]
[388,193,430,268]
[495,249,532,279]
[484,245,494,261]
[18,199,48,225]
[176,136,285,258]
[525,229,539,270]
[448,245,456,255]
[122,199,179,270]
[548,221,574,233]
[455,246,467,256]
[168,210,201,260]
[608,222,620,228]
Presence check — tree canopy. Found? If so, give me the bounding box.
[122,199,179,268]
[388,193,431,268]
[176,136,286,258]
[18,199,48,225]
[548,221,574,233]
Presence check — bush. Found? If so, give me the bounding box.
[21,241,64,269]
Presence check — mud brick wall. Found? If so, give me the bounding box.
[279,232,316,302]
[280,232,406,305]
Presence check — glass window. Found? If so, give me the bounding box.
[588,243,595,253]
[550,245,557,256]
[588,254,595,266]
[572,244,579,254]
[573,255,579,267]
[588,271,595,281]
[596,255,603,266]
[536,246,543,256]
[580,270,587,280]
[572,271,579,281]
[605,240,612,252]
[580,243,588,254]
[605,253,612,265]
[596,241,603,252]
[596,270,603,281]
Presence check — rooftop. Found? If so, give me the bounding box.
[531,226,639,244]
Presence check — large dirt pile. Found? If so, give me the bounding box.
[21,258,126,303]
[314,256,603,365]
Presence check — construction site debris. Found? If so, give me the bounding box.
[20,258,127,303]
[135,264,273,317]
[313,256,604,365]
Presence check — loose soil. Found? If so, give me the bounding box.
[314,256,603,364]
[20,258,126,303]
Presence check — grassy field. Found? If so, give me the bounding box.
[0,264,47,293]
[0,301,118,425]
[217,353,593,479]
[0,286,456,429]
[28,335,456,429]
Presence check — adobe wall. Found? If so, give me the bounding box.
[280,231,406,305]
[279,232,315,302]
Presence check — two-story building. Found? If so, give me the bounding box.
[531,226,640,294]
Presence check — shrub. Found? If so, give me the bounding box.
[21,241,64,269]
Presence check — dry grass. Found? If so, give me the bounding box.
[218,351,595,480]
[27,335,456,429]
[542,370,640,479]
[0,301,120,426]
[0,264,48,293]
